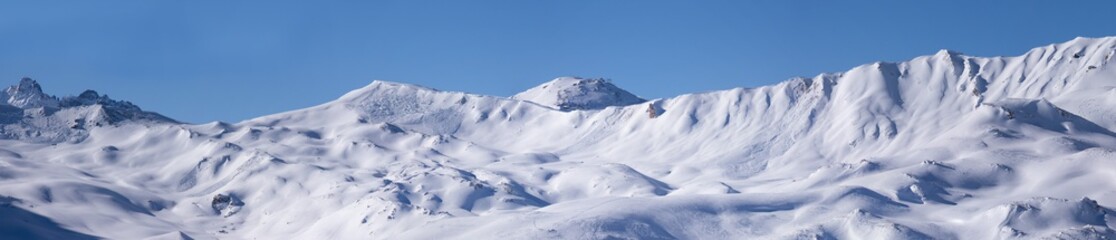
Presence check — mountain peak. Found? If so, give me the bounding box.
[3,77,175,122]
[365,80,436,91]
[4,77,59,108]
[17,77,43,92]
[513,77,645,111]
[336,80,440,102]
[935,49,964,57]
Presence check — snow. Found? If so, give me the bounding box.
[0,78,174,143]
[3,77,60,109]
[2,37,1116,239]
[512,77,646,111]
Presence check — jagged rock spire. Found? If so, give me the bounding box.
[4,77,60,108]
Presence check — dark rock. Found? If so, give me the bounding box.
[211,193,244,216]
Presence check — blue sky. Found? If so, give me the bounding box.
[2,1,1115,123]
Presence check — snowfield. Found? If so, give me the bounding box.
[3,37,1116,239]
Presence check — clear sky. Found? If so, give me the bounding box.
[2,1,1115,123]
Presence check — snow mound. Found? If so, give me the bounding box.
[512,77,645,111]
[980,98,1113,134]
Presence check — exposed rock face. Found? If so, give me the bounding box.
[646,102,663,118]
[211,194,243,217]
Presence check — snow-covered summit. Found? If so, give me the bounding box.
[512,77,645,111]
[3,77,59,109]
[0,78,175,142]
[337,80,440,101]
[57,88,177,123]
[1,78,167,112]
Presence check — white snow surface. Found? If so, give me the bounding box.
[512,77,646,111]
[3,37,1116,239]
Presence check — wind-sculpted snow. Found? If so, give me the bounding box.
[2,37,1116,239]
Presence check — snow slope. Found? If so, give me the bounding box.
[3,37,1116,239]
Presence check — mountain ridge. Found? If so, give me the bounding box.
[0,77,175,142]
[1,36,1116,239]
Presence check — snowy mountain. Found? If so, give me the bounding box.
[3,37,1116,239]
[512,77,646,111]
[0,78,175,143]
[3,78,60,109]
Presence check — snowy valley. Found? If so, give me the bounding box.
[3,37,1116,239]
